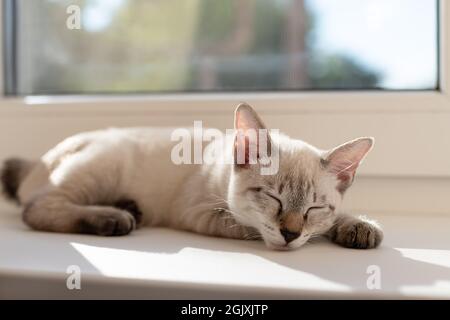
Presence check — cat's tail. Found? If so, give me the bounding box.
[1,158,35,203]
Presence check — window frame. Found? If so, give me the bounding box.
[3,0,443,101]
[4,0,440,96]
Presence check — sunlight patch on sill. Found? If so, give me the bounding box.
[396,247,450,298]
[400,280,450,298]
[70,242,351,293]
[397,248,450,268]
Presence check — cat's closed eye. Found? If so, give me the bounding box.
[265,193,283,217]
[248,187,262,193]
[304,206,327,218]
[248,187,283,217]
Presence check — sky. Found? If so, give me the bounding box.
[83,0,125,32]
[81,0,439,90]
[306,0,438,89]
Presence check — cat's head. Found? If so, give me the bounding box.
[227,103,373,250]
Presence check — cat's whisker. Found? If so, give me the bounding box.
[209,194,230,204]
[216,207,247,221]
[243,230,262,241]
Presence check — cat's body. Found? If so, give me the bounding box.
[1,104,383,250]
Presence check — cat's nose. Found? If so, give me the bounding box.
[280,228,300,244]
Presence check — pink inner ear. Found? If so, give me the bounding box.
[233,104,274,168]
[234,131,250,167]
[236,119,250,133]
[326,138,373,191]
[234,127,261,166]
[236,110,259,132]
[328,156,360,176]
[335,162,358,184]
[328,155,361,193]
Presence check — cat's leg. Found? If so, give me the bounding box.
[208,211,260,240]
[22,191,137,236]
[176,207,259,240]
[326,214,383,249]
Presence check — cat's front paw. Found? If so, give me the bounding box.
[113,198,143,227]
[332,217,383,249]
[79,210,136,236]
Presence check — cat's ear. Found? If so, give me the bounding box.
[234,102,267,132]
[233,103,271,167]
[323,137,374,193]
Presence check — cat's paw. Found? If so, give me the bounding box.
[80,210,136,236]
[332,217,383,249]
[113,198,143,227]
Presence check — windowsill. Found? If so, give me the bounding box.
[3,91,450,115]
[1,201,450,299]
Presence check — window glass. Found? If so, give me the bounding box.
[9,0,438,95]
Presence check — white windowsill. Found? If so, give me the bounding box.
[1,201,450,299]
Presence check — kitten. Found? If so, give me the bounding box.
[1,103,382,250]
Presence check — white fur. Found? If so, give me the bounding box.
[16,107,374,250]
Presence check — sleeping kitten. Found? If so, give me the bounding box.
[1,103,382,250]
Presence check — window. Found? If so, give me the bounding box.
[0,0,448,216]
[5,0,438,95]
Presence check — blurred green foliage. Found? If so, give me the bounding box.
[17,0,379,94]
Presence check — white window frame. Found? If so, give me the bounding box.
[0,1,448,215]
